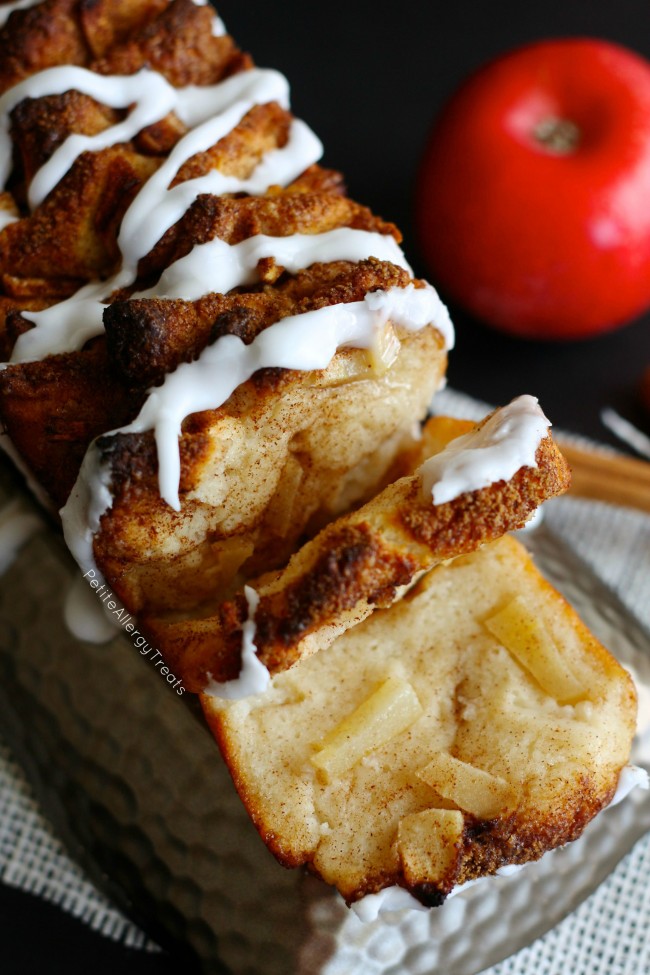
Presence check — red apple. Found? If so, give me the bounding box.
[416,38,650,339]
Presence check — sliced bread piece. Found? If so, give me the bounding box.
[144,407,570,691]
[202,533,636,906]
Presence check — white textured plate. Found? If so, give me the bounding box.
[0,458,649,975]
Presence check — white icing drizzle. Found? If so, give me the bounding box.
[13,279,118,361]
[0,209,17,231]
[350,885,428,922]
[121,281,452,510]
[113,68,293,268]
[211,14,227,37]
[63,573,119,644]
[59,284,451,568]
[4,66,323,361]
[0,0,41,28]
[1,68,177,208]
[0,496,43,574]
[138,227,411,302]
[611,764,649,804]
[419,394,550,505]
[60,438,113,582]
[203,585,271,699]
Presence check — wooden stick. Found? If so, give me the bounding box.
[557,440,650,514]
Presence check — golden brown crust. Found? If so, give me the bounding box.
[143,418,570,691]
[0,147,158,298]
[219,755,619,902]
[0,342,144,504]
[172,101,291,185]
[0,258,419,512]
[9,90,120,195]
[1,0,239,95]
[133,180,396,285]
[104,258,413,386]
[79,0,170,60]
[90,0,250,87]
[0,0,413,515]
[0,0,90,95]
[0,0,253,354]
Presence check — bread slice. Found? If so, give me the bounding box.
[202,533,637,905]
[89,301,447,616]
[144,413,570,691]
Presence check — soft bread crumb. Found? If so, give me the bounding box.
[203,535,636,905]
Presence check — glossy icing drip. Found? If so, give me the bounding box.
[63,573,119,644]
[60,438,114,582]
[0,209,17,231]
[138,227,411,301]
[60,283,451,626]
[203,586,271,699]
[612,763,649,802]
[350,885,428,922]
[122,282,452,509]
[419,395,550,505]
[0,430,54,512]
[5,66,323,361]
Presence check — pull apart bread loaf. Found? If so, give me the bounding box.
[0,0,638,911]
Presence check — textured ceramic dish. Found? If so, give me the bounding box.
[0,457,649,975]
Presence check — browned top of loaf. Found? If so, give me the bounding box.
[0,0,410,516]
[0,0,248,95]
[0,258,414,506]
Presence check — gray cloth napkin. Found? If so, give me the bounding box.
[1,386,649,971]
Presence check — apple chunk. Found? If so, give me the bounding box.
[367,322,401,376]
[397,808,464,887]
[311,676,423,783]
[484,595,585,702]
[417,752,518,819]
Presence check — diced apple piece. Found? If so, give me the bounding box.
[311,676,423,784]
[368,322,401,376]
[417,752,518,819]
[485,595,585,702]
[397,808,464,886]
[307,348,372,388]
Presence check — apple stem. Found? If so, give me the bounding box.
[533,117,580,154]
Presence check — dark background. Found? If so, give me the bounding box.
[218,0,650,448]
[3,2,650,973]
